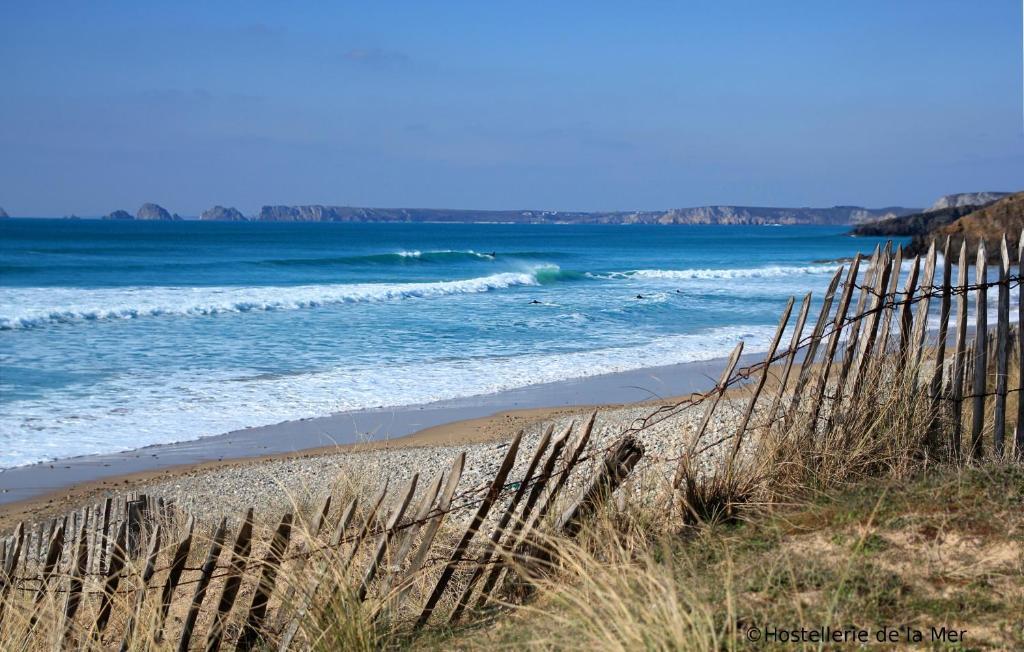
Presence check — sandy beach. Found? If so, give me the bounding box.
[0,352,772,530]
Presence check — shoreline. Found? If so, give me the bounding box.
[0,352,765,525]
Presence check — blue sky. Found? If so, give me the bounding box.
[1,1,1021,216]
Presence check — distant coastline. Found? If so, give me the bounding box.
[6,202,921,225]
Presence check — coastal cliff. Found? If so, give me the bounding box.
[927,192,1011,212]
[906,192,1024,261]
[256,204,916,225]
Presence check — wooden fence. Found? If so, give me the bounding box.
[1,232,1022,649]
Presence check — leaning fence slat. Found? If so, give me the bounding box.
[155,516,195,642]
[272,495,332,633]
[951,241,969,457]
[277,497,358,652]
[896,255,922,369]
[177,518,228,652]
[94,520,128,636]
[726,296,793,478]
[204,508,255,652]
[475,424,572,608]
[343,482,390,571]
[0,523,24,632]
[930,237,953,408]
[875,244,902,358]
[380,469,445,594]
[60,523,90,647]
[1018,232,1024,459]
[33,521,65,613]
[994,237,1010,457]
[97,497,113,574]
[449,425,556,623]
[908,243,937,384]
[674,344,743,488]
[848,253,894,399]
[838,245,881,384]
[415,431,523,628]
[236,512,294,651]
[356,475,418,602]
[768,292,811,421]
[806,255,862,434]
[120,523,162,652]
[785,267,843,423]
[970,241,988,459]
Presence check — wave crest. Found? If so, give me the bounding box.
[601,264,838,281]
[0,268,554,330]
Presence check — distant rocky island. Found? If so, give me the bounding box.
[0,207,8,219]
[102,203,183,221]
[200,205,246,221]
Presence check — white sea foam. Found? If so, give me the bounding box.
[0,324,776,468]
[0,269,549,330]
[604,264,839,281]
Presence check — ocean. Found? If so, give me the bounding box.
[0,220,897,468]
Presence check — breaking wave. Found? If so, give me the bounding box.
[0,268,557,330]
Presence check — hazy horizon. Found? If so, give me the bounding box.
[2,1,1021,216]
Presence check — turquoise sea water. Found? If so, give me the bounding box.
[0,220,896,468]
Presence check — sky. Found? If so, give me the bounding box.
[0,1,1021,216]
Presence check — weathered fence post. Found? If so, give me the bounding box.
[970,241,988,459]
[236,512,294,651]
[0,523,24,632]
[415,432,523,628]
[1017,232,1024,459]
[785,267,843,424]
[60,523,90,647]
[356,475,418,601]
[449,426,556,623]
[155,515,195,642]
[178,518,229,652]
[120,524,162,652]
[768,292,812,421]
[205,508,255,652]
[951,241,969,457]
[94,520,128,636]
[993,237,1011,456]
[806,255,862,435]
